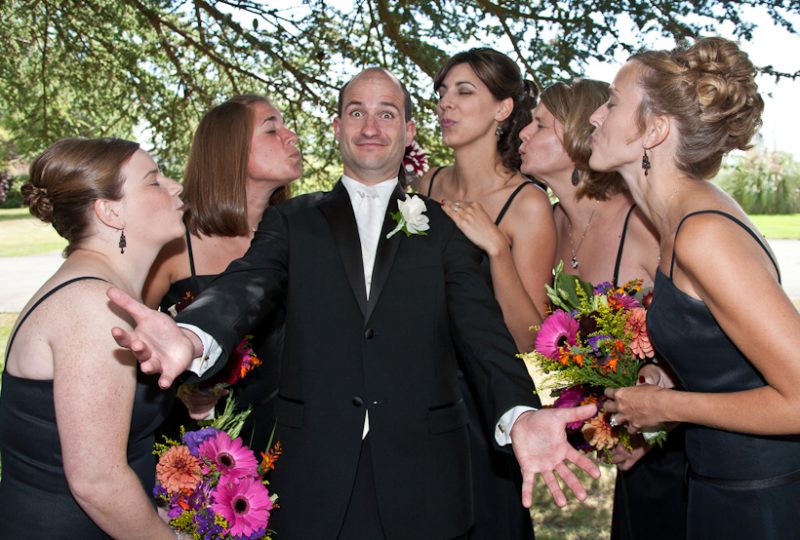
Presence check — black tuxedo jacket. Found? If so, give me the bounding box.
[178,181,539,539]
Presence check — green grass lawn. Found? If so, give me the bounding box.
[750,214,800,239]
[0,208,67,256]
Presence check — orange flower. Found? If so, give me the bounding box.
[260,441,283,472]
[156,445,202,494]
[581,413,619,451]
[626,307,654,359]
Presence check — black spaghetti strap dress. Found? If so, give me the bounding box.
[647,210,800,539]
[610,205,688,540]
[0,277,170,538]
[427,168,536,540]
[155,227,284,453]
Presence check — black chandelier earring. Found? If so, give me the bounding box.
[118,229,127,254]
[641,148,651,176]
[495,124,504,139]
[571,168,580,186]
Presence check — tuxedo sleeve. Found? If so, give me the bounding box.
[441,220,541,441]
[175,205,289,381]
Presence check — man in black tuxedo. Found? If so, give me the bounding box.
[110,68,598,539]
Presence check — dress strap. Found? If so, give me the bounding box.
[669,210,780,283]
[184,224,197,277]
[426,166,445,198]
[5,276,106,357]
[494,181,533,226]
[612,204,637,287]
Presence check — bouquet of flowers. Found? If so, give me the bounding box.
[154,395,282,539]
[168,291,263,398]
[519,261,665,462]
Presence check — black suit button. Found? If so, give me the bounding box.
[352,396,364,407]
[364,328,375,339]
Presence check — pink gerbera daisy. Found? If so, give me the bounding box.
[212,477,273,537]
[198,431,259,480]
[535,309,579,360]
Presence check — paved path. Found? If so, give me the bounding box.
[1,241,799,313]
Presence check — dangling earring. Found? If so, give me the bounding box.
[118,229,127,254]
[495,124,504,139]
[571,168,580,186]
[642,148,651,176]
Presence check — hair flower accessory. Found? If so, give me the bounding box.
[387,194,429,239]
[402,140,429,179]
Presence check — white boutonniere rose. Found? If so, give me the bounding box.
[386,195,430,238]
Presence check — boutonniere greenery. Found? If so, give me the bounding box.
[387,194,430,238]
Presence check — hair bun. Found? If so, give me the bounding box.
[21,183,54,223]
[522,79,541,103]
[679,37,763,151]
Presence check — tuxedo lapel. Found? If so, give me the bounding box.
[319,181,368,317]
[365,184,406,322]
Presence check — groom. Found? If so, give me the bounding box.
[110,68,598,539]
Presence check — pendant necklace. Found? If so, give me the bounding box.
[567,201,600,269]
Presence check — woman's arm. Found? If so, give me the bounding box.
[53,283,175,539]
[608,214,800,435]
[442,187,556,351]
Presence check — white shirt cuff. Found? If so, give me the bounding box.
[177,323,224,376]
[495,405,538,446]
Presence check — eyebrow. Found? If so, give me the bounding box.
[143,168,159,180]
[260,115,279,125]
[345,100,401,112]
[439,81,478,90]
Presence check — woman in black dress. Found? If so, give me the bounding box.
[0,138,184,538]
[518,78,687,539]
[414,48,553,539]
[595,37,800,538]
[144,95,301,452]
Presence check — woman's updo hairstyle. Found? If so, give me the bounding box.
[22,138,139,255]
[631,36,764,180]
[540,79,626,200]
[434,47,539,172]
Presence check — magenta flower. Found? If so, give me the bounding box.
[535,310,579,359]
[212,477,273,537]
[198,431,259,480]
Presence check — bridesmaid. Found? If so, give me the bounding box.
[414,47,553,540]
[596,37,800,538]
[0,138,184,538]
[518,78,687,539]
[144,94,301,452]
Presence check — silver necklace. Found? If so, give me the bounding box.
[567,201,599,269]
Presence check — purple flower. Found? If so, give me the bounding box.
[594,281,614,294]
[183,427,220,456]
[554,386,590,429]
[588,334,613,355]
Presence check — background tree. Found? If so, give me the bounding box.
[1,0,798,191]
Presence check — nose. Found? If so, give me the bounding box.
[437,92,453,113]
[283,126,299,147]
[361,114,379,135]
[165,177,183,197]
[519,120,533,143]
[589,104,605,128]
